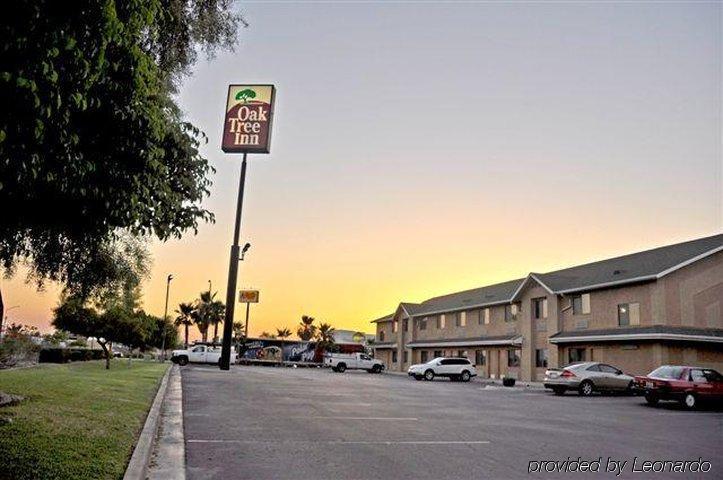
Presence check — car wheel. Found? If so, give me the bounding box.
[644,393,659,406]
[424,369,435,381]
[177,356,188,366]
[552,387,565,396]
[682,393,697,410]
[578,380,594,397]
[337,363,347,373]
[372,365,382,374]
[461,370,471,382]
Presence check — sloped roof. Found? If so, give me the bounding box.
[370,234,722,323]
[549,325,723,343]
[370,313,394,323]
[413,278,525,316]
[537,234,723,294]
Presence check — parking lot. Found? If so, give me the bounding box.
[182,366,722,480]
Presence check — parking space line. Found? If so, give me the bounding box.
[187,440,490,445]
[283,416,418,420]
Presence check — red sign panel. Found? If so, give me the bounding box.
[222,85,275,154]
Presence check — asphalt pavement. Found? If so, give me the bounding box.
[182,365,722,480]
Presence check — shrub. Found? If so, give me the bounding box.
[38,348,104,364]
[0,335,40,369]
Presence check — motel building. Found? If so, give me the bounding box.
[371,234,723,382]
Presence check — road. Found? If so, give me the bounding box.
[182,365,722,480]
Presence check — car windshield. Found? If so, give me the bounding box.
[649,366,684,379]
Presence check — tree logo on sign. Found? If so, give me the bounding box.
[235,88,256,103]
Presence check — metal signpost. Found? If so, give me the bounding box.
[219,85,276,370]
[239,290,260,350]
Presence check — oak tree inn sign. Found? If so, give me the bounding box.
[222,85,276,154]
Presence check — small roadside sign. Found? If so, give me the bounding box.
[239,290,260,303]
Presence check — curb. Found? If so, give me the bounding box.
[123,363,172,480]
[147,365,186,480]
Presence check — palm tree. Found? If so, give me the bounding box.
[174,302,195,348]
[316,322,336,351]
[191,307,209,342]
[197,291,225,343]
[276,327,292,340]
[259,331,276,339]
[296,315,317,341]
[232,321,246,343]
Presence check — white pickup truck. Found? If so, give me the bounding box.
[325,352,384,373]
[171,344,237,366]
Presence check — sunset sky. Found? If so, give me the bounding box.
[4,2,721,340]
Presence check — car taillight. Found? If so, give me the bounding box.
[561,369,576,378]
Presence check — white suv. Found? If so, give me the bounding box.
[408,357,477,382]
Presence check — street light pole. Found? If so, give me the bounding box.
[220,154,248,370]
[161,274,173,361]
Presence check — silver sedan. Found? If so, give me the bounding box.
[544,362,635,396]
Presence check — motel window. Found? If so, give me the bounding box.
[568,348,586,364]
[434,350,443,358]
[457,350,467,359]
[535,349,549,368]
[421,351,429,363]
[378,331,385,342]
[507,349,520,367]
[572,294,591,315]
[403,351,408,363]
[448,312,458,327]
[392,320,398,333]
[459,312,466,327]
[392,350,398,363]
[618,303,640,326]
[403,319,409,331]
[466,310,480,325]
[533,298,548,319]
[475,350,486,366]
[504,303,520,322]
[419,318,427,330]
[484,308,491,325]
[436,315,445,329]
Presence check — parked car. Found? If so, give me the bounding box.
[171,344,237,366]
[325,352,384,373]
[407,357,477,382]
[635,365,723,410]
[544,362,634,396]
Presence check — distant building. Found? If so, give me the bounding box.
[332,329,375,345]
[372,234,723,381]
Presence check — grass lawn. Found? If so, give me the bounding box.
[0,360,169,480]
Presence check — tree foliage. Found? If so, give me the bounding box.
[52,298,175,369]
[275,327,292,339]
[296,315,317,341]
[0,1,244,297]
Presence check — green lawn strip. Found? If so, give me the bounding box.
[0,360,169,480]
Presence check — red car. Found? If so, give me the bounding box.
[635,365,723,410]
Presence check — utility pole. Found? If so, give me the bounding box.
[161,274,173,361]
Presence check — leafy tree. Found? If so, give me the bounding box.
[235,88,256,103]
[174,302,195,348]
[232,321,246,343]
[143,313,179,351]
[275,327,292,340]
[296,315,317,341]
[52,300,146,369]
[316,323,336,351]
[0,1,245,304]
[43,330,69,346]
[259,331,276,339]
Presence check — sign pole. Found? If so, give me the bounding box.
[244,302,251,344]
[220,153,248,370]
